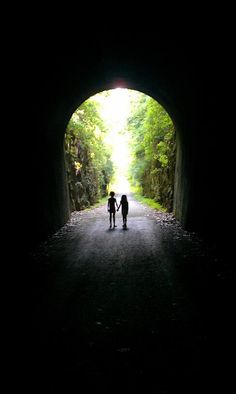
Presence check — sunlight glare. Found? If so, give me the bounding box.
[102,88,130,132]
[99,88,132,193]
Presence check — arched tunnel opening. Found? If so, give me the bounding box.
[22,39,233,393]
[26,57,220,253]
[64,88,176,216]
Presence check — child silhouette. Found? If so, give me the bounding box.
[117,194,129,228]
[107,191,119,228]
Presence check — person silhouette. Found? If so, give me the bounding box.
[107,191,119,228]
[117,194,129,228]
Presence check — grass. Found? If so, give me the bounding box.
[130,185,167,212]
[133,194,167,212]
[85,196,108,210]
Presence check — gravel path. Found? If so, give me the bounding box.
[28,194,233,393]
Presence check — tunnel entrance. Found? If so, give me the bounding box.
[64,88,176,215]
[25,40,225,252]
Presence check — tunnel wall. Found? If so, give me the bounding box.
[25,39,224,249]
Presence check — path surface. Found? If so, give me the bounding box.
[29,195,233,393]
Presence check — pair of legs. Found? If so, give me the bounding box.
[122,214,127,227]
[109,211,116,228]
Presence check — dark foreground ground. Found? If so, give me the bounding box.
[26,195,234,393]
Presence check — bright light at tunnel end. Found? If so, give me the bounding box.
[112,78,127,89]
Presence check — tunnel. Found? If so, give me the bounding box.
[25,39,225,253]
[20,37,234,394]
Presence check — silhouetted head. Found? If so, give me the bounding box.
[110,191,115,197]
[121,195,127,202]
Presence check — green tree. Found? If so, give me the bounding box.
[128,92,176,211]
[65,98,114,211]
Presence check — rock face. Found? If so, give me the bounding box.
[141,138,176,212]
[23,38,228,249]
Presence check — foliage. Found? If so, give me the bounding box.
[64,88,176,213]
[127,92,176,211]
[65,98,114,211]
[132,192,167,212]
